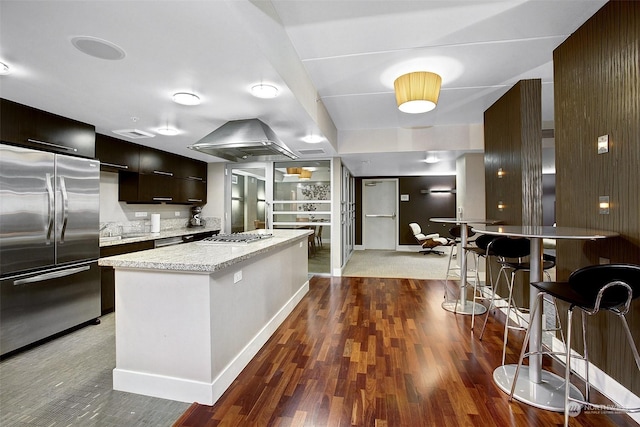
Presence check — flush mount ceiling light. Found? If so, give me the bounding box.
[71,36,126,60]
[302,134,323,144]
[424,153,440,164]
[156,126,179,136]
[394,71,442,113]
[0,61,10,75]
[250,83,279,99]
[172,92,201,106]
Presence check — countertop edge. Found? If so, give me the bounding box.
[99,230,312,273]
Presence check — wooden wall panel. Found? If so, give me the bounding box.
[554,0,640,395]
[484,79,542,307]
[484,79,542,226]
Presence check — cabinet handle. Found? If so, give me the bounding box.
[152,197,173,201]
[153,170,173,176]
[187,176,203,181]
[102,162,129,169]
[27,138,78,152]
[188,198,203,202]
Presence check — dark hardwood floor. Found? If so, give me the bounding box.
[173,276,637,426]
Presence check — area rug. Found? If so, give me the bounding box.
[342,247,453,280]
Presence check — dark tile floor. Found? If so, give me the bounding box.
[0,313,189,426]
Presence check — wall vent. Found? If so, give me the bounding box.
[297,148,325,155]
[112,129,155,139]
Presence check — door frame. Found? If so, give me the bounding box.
[224,162,273,234]
[361,178,398,250]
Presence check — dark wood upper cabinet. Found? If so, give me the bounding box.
[173,177,207,204]
[177,158,207,181]
[0,98,95,158]
[118,145,208,205]
[95,133,140,173]
[139,147,181,176]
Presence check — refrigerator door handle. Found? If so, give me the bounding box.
[45,173,54,244]
[59,176,69,243]
[12,265,91,286]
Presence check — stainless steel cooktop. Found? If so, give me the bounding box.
[199,233,273,244]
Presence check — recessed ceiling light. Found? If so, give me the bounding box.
[302,134,323,143]
[71,36,126,60]
[424,154,440,164]
[250,83,279,99]
[172,92,201,106]
[0,61,10,75]
[156,126,179,136]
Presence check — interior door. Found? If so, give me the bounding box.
[363,179,397,250]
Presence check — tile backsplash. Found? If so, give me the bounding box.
[100,216,220,237]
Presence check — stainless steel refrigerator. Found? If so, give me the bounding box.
[0,143,101,355]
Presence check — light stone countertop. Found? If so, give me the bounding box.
[98,229,312,273]
[99,226,220,247]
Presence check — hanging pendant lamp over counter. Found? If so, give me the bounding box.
[394,71,442,114]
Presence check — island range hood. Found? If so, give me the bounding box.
[188,118,298,162]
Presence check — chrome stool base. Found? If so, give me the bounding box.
[494,365,583,412]
[442,300,487,315]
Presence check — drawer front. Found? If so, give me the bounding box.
[1,262,100,355]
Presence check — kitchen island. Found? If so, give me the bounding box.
[98,229,312,405]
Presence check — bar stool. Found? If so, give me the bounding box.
[464,234,498,329]
[444,225,476,302]
[478,236,560,365]
[509,264,640,426]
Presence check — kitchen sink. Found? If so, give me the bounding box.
[100,235,122,243]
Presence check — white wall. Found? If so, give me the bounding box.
[201,163,226,230]
[456,153,486,220]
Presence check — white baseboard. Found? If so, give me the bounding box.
[548,335,640,423]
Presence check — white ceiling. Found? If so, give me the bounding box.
[0,0,607,176]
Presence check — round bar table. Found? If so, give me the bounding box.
[471,225,618,412]
[429,218,499,315]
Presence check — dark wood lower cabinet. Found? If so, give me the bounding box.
[99,240,154,314]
